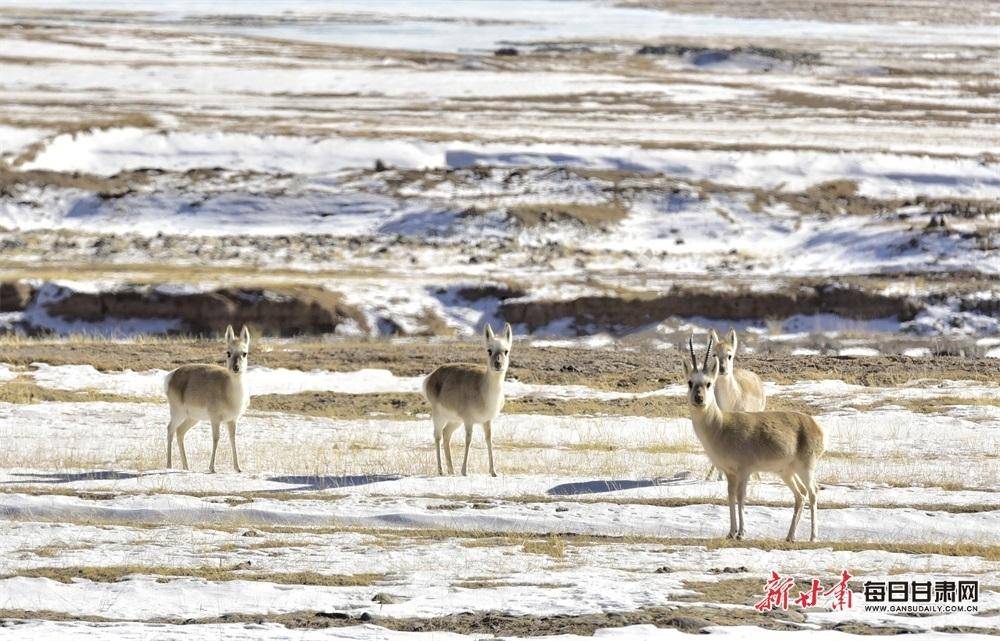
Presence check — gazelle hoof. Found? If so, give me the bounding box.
[726,532,737,540]
[490,471,498,478]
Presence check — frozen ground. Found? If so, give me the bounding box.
[0,0,998,345]
[0,1,998,636]
[0,343,998,638]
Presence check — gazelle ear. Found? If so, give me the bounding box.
[503,322,512,343]
[709,329,720,344]
[240,325,251,345]
[225,325,236,342]
[682,359,694,379]
[483,323,495,342]
[728,327,737,348]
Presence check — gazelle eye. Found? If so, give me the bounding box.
[226,351,231,357]
[707,382,712,388]
[687,381,692,388]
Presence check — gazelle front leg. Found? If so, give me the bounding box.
[736,471,750,540]
[208,419,221,474]
[460,422,474,476]
[483,420,497,477]
[226,420,241,473]
[725,472,739,539]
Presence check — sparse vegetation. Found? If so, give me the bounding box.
[4,565,384,587]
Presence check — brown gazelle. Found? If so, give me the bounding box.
[164,325,250,473]
[683,335,825,542]
[423,322,512,477]
[705,328,767,480]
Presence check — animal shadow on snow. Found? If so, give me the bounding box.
[268,474,403,492]
[2,470,147,484]
[546,472,695,496]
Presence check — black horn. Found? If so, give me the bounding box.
[688,336,698,368]
[703,334,714,371]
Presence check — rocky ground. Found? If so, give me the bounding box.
[1,0,998,350]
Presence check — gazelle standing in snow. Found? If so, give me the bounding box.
[423,322,512,477]
[683,334,824,542]
[164,325,250,473]
[705,328,767,480]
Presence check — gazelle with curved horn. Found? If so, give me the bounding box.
[682,334,825,541]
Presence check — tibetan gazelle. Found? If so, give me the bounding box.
[164,325,250,473]
[710,328,766,412]
[683,335,824,542]
[423,322,512,477]
[705,328,766,480]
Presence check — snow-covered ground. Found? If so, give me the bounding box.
[2,299,999,638]
[1,0,997,343]
[0,1,998,636]
[1,355,998,636]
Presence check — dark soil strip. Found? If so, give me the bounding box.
[2,340,999,390]
[3,606,991,635]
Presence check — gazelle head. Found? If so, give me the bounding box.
[682,334,719,409]
[484,322,513,374]
[710,328,738,376]
[224,324,251,374]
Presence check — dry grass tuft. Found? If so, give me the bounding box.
[521,535,567,559]
[0,376,144,404]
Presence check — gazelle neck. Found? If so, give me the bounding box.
[482,366,507,392]
[690,400,724,433]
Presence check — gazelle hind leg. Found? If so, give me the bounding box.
[175,419,196,471]
[781,472,806,542]
[798,466,819,541]
[165,414,182,468]
[432,413,446,476]
[442,422,460,475]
